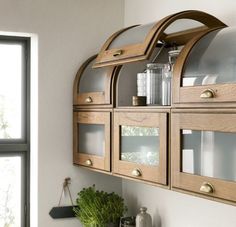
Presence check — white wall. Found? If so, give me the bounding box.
[0,0,124,227]
[123,1,236,227]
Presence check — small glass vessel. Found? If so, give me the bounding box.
[136,207,152,227]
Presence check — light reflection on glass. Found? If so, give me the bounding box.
[121,126,159,166]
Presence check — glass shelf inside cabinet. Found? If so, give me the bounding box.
[78,123,105,157]
[181,129,236,182]
[120,126,159,166]
[182,27,236,87]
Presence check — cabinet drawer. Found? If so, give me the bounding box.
[171,110,236,202]
[113,111,168,185]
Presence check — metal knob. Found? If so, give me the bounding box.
[131,168,142,177]
[200,182,214,193]
[113,50,123,57]
[85,159,92,166]
[200,89,215,99]
[85,96,93,103]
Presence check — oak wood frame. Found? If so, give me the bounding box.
[73,110,111,172]
[171,109,236,203]
[94,10,226,68]
[113,109,168,185]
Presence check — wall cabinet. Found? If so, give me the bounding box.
[113,110,168,185]
[171,109,236,202]
[73,10,236,205]
[173,27,236,107]
[73,111,111,171]
[73,55,118,107]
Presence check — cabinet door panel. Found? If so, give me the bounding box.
[94,11,225,68]
[114,111,167,184]
[73,55,113,106]
[73,111,110,171]
[172,111,236,202]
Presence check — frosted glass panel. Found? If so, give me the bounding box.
[164,19,204,34]
[182,129,236,182]
[182,27,236,86]
[121,126,159,166]
[79,59,107,93]
[0,43,23,139]
[109,23,156,49]
[78,124,105,156]
[0,156,22,227]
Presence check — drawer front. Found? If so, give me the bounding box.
[178,84,236,104]
[77,92,109,105]
[171,110,236,202]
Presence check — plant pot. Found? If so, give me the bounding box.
[107,220,120,227]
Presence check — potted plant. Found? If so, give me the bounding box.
[74,185,127,227]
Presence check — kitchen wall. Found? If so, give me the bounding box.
[123,1,236,227]
[0,0,124,227]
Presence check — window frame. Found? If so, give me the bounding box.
[0,36,30,227]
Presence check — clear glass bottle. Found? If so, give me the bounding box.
[146,63,163,105]
[162,63,171,106]
[136,207,152,227]
[161,49,180,106]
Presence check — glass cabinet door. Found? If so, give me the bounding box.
[113,111,168,184]
[73,55,114,106]
[73,111,110,171]
[171,110,236,202]
[172,27,236,106]
[94,10,225,68]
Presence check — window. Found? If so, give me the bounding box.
[0,37,30,227]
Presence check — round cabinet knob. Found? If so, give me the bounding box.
[85,159,92,166]
[85,96,93,103]
[131,168,142,177]
[200,89,215,99]
[113,50,123,57]
[200,182,214,193]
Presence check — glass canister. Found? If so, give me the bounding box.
[161,49,180,106]
[135,207,152,227]
[162,63,171,106]
[146,63,163,105]
[137,72,147,97]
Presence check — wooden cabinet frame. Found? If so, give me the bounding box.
[113,110,168,185]
[171,109,236,203]
[72,10,236,205]
[73,111,111,171]
[94,10,226,68]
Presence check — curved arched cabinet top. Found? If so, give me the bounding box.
[93,10,226,68]
[73,55,116,107]
[172,26,236,107]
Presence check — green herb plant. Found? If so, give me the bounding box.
[74,185,127,227]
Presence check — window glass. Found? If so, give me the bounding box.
[0,43,24,139]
